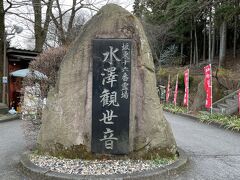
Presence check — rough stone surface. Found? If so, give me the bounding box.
[38,4,176,157]
[22,84,42,119]
[191,79,223,112]
[191,81,205,112]
[21,84,44,149]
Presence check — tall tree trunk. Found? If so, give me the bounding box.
[0,0,4,102]
[211,24,215,61]
[203,21,206,62]
[193,44,196,65]
[208,7,212,63]
[233,0,239,59]
[219,21,227,67]
[190,19,193,66]
[195,25,199,65]
[32,0,53,52]
[233,14,237,59]
[32,0,42,51]
[216,33,219,56]
[181,37,183,64]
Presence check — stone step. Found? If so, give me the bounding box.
[225,99,237,106]
[217,103,229,109]
[224,106,238,115]
[219,108,228,114]
[211,91,239,115]
[233,94,238,100]
[212,107,222,114]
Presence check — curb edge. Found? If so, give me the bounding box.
[19,148,188,180]
[164,110,240,134]
[0,114,20,123]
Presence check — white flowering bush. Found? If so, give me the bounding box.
[159,45,182,66]
[21,84,44,149]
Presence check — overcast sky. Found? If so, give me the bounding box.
[5,0,134,50]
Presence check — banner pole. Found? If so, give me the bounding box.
[166,74,170,103]
[210,64,213,114]
[169,74,171,103]
[174,74,178,107]
[238,89,240,114]
[238,90,239,114]
[187,69,189,113]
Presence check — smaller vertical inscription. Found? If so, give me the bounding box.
[92,39,132,154]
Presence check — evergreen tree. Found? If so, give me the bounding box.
[133,0,240,66]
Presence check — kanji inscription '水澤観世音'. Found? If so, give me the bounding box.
[92,39,132,154]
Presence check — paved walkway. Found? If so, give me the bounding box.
[1,114,240,179]
[0,120,27,180]
[165,112,240,180]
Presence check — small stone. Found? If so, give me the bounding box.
[30,154,175,176]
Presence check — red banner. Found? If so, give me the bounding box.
[173,74,178,106]
[204,64,212,109]
[166,75,170,103]
[238,90,240,114]
[183,69,189,107]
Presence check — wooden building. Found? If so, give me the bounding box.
[7,48,39,109]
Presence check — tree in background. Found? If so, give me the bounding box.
[134,0,240,67]
[32,0,54,52]
[215,0,240,66]
[49,0,98,46]
[5,0,133,51]
[5,0,54,51]
[0,0,22,102]
[134,0,200,66]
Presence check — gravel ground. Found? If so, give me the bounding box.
[30,154,175,175]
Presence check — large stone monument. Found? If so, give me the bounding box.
[38,4,176,158]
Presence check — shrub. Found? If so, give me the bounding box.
[23,46,67,97]
[21,46,67,150]
[162,103,188,113]
[158,45,179,66]
[198,112,240,131]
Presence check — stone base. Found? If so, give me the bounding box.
[37,143,177,160]
[19,148,188,180]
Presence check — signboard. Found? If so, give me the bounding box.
[92,39,131,154]
[2,76,8,84]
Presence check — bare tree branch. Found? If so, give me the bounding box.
[7,11,35,23]
[4,0,13,13]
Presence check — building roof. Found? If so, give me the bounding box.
[7,48,39,62]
